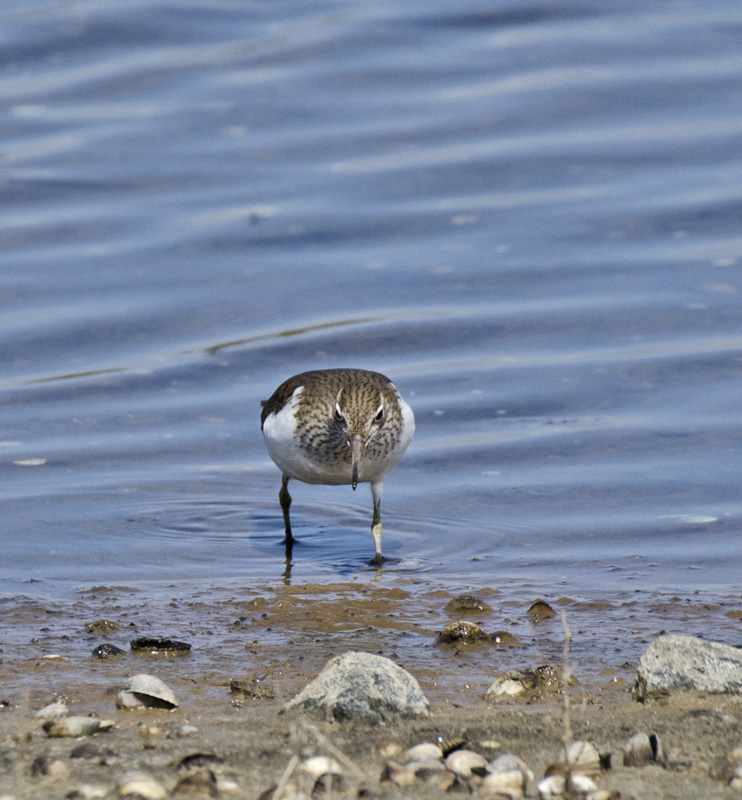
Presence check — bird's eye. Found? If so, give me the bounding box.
[334,404,345,423]
[374,406,385,423]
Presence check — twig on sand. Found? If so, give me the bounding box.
[271,753,298,800]
[561,608,574,796]
[561,608,573,750]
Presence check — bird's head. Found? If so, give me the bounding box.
[332,385,386,489]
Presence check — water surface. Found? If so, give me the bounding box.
[1,0,741,670]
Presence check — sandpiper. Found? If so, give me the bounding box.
[260,368,415,564]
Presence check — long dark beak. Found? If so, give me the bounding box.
[349,435,363,490]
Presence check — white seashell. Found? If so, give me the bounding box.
[444,748,488,777]
[42,716,114,737]
[66,785,108,799]
[570,773,597,792]
[301,756,343,779]
[122,673,178,709]
[35,702,69,720]
[623,731,664,767]
[489,752,535,782]
[538,774,565,798]
[404,742,443,762]
[482,769,526,797]
[117,770,168,800]
[215,777,240,796]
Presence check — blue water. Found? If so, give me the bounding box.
[2,0,742,613]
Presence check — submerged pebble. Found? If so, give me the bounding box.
[130,637,192,655]
[527,599,556,621]
[445,595,492,614]
[92,643,125,659]
[435,620,490,645]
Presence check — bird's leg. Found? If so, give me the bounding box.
[279,474,293,545]
[369,481,385,565]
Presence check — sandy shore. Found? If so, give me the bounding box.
[2,581,741,798]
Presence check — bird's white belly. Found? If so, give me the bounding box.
[262,393,350,485]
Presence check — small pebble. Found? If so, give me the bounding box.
[446,595,492,614]
[92,643,125,659]
[527,599,555,621]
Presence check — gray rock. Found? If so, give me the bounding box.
[285,651,430,722]
[634,634,742,700]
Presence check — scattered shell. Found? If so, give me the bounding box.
[42,716,114,738]
[117,770,168,800]
[623,731,665,767]
[215,777,240,796]
[256,781,304,800]
[380,760,416,787]
[65,785,108,799]
[30,755,70,779]
[569,772,598,793]
[117,673,178,709]
[407,760,456,790]
[435,620,490,645]
[70,742,117,763]
[538,774,565,799]
[716,746,742,782]
[35,702,68,719]
[482,768,527,798]
[404,742,443,763]
[312,773,350,795]
[439,736,467,756]
[564,740,601,779]
[301,756,343,779]
[527,599,555,621]
[489,753,534,780]
[446,595,492,614]
[444,748,488,778]
[486,665,571,702]
[486,752,534,797]
[130,636,192,655]
[375,741,403,759]
[171,769,218,798]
